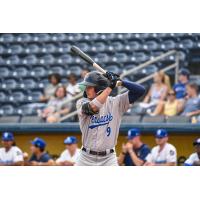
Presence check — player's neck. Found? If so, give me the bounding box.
[135,141,143,149]
[5,146,12,152]
[159,143,166,151]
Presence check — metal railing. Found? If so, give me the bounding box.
[118,50,179,94]
[60,50,180,122]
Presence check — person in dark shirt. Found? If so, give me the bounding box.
[118,128,150,166]
[28,137,54,166]
[173,68,190,99]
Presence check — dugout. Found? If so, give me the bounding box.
[0,123,199,165]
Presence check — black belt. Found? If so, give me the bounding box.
[82,147,114,156]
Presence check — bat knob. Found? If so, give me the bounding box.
[116,80,123,87]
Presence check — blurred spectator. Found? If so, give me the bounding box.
[173,68,190,99]
[28,137,54,166]
[56,136,80,166]
[39,85,72,123]
[184,138,200,166]
[160,70,171,91]
[0,132,24,166]
[148,89,183,116]
[118,128,150,166]
[40,73,61,102]
[66,73,81,96]
[181,83,200,117]
[145,129,177,166]
[139,71,169,113]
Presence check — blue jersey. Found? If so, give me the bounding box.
[29,152,52,163]
[124,144,150,166]
[173,82,187,99]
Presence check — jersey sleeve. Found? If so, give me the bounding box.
[56,151,67,163]
[13,147,24,163]
[113,92,130,114]
[184,154,197,166]
[166,146,177,163]
[76,98,90,116]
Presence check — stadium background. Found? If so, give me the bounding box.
[0,33,200,165]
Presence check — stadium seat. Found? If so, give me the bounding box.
[30,66,48,77]
[125,40,141,51]
[12,67,29,78]
[132,52,150,63]
[143,40,160,51]
[51,33,66,42]
[8,91,26,103]
[41,43,57,54]
[1,78,18,90]
[142,116,165,123]
[16,34,33,43]
[106,65,122,75]
[77,43,90,52]
[91,42,107,52]
[0,34,14,43]
[39,54,55,65]
[22,55,38,65]
[25,44,40,54]
[17,104,39,116]
[20,78,37,89]
[112,53,128,63]
[6,55,21,65]
[161,39,176,50]
[33,33,50,42]
[27,91,43,102]
[0,104,16,116]
[20,116,43,123]
[0,67,10,78]
[58,43,71,53]
[0,116,20,123]
[179,39,195,49]
[49,66,65,76]
[57,54,73,64]
[166,116,191,123]
[0,45,5,54]
[66,66,82,77]
[95,53,110,63]
[0,91,8,102]
[6,44,23,54]
[122,115,141,123]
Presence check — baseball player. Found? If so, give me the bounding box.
[184,138,200,166]
[118,128,150,166]
[145,129,177,166]
[56,136,80,166]
[0,132,24,166]
[76,71,145,166]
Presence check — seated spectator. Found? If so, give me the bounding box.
[118,128,150,166]
[28,137,54,166]
[39,85,73,123]
[184,138,200,166]
[66,73,81,96]
[173,68,190,99]
[0,132,24,166]
[56,136,80,166]
[181,83,200,117]
[40,73,61,102]
[145,129,177,166]
[148,89,183,116]
[140,71,169,112]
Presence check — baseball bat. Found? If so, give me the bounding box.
[71,46,122,86]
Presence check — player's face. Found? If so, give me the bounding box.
[130,136,139,147]
[2,140,13,148]
[30,145,39,154]
[51,76,58,85]
[153,73,161,84]
[66,144,77,152]
[195,145,200,154]
[86,86,96,99]
[155,137,167,145]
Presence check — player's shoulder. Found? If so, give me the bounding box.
[61,149,70,156]
[189,152,198,159]
[76,97,89,107]
[166,143,176,151]
[151,145,159,153]
[11,146,23,154]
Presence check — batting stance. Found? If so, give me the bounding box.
[76,71,145,166]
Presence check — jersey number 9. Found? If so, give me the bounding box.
[106,127,111,137]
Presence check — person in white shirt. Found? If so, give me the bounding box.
[0,132,24,166]
[184,138,200,166]
[56,136,80,166]
[66,73,81,96]
[145,129,177,166]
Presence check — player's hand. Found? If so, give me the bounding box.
[104,71,120,89]
[30,161,39,166]
[126,142,133,153]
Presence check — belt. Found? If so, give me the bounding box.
[82,147,114,156]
